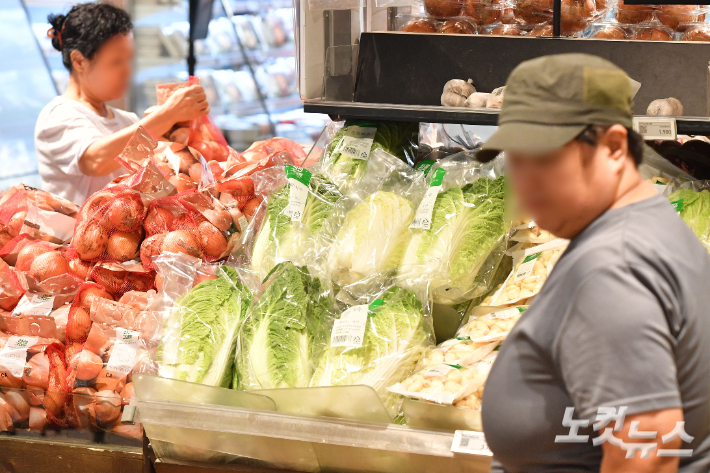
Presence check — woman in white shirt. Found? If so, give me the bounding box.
[35,3,209,204]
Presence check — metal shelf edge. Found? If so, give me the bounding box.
[303,100,710,135]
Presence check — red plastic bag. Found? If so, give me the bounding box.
[241,137,307,165]
[140,190,230,270]
[90,261,155,298]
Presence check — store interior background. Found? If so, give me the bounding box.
[0,0,336,191]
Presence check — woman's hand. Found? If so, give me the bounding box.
[160,84,210,124]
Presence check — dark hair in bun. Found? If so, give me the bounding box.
[47,3,132,71]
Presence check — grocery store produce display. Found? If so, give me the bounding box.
[0,77,707,451]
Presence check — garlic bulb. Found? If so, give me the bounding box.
[486,86,505,109]
[465,92,491,108]
[441,79,476,107]
[647,98,683,116]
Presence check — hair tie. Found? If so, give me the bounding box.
[46,23,65,49]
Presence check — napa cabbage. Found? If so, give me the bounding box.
[668,188,710,252]
[310,286,431,416]
[235,262,333,390]
[322,121,418,191]
[156,266,251,388]
[399,176,507,304]
[327,191,414,285]
[251,173,343,281]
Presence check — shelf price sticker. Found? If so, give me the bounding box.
[339,125,377,160]
[424,363,461,378]
[485,306,525,320]
[410,168,446,230]
[106,328,141,376]
[451,430,492,456]
[330,299,382,348]
[0,336,38,377]
[632,117,677,141]
[284,165,312,222]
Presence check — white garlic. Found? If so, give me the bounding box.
[441,79,476,107]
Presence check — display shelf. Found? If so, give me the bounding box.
[303,100,710,136]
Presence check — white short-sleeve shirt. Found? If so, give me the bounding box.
[34,96,139,204]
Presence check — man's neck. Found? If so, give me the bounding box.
[610,162,658,210]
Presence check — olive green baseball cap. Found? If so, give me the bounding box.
[477,53,634,162]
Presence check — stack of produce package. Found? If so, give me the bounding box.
[665,179,710,254]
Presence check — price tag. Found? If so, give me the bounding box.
[438,337,470,353]
[410,168,446,230]
[632,117,677,141]
[0,336,38,377]
[12,294,55,317]
[671,199,683,214]
[485,306,525,320]
[339,126,377,160]
[424,363,461,378]
[451,430,492,456]
[514,252,541,282]
[415,160,436,177]
[106,328,141,376]
[284,165,312,222]
[330,305,369,348]
[238,215,249,233]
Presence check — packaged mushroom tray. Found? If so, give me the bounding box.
[397,13,479,34]
[584,19,677,40]
[486,238,568,306]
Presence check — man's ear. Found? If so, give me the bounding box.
[70,50,87,72]
[601,125,629,167]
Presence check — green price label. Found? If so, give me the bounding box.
[671,199,683,213]
[368,299,384,311]
[415,160,436,177]
[284,165,312,186]
[430,168,446,187]
[522,252,541,263]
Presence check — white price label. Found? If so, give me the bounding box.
[284,178,309,222]
[632,117,677,141]
[0,336,38,377]
[438,338,467,353]
[652,183,668,194]
[106,328,141,376]
[424,364,459,378]
[410,185,441,230]
[238,215,249,233]
[330,305,369,348]
[485,307,521,320]
[451,430,492,456]
[12,294,55,317]
[339,126,377,160]
[514,252,541,282]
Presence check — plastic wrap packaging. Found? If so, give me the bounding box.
[397,14,478,34]
[241,138,308,165]
[117,126,216,192]
[235,262,333,390]
[157,263,251,388]
[0,334,67,429]
[666,180,710,253]
[210,150,294,233]
[416,337,499,369]
[311,273,434,416]
[679,22,710,41]
[657,6,707,31]
[585,20,630,39]
[156,76,235,163]
[398,155,508,305]
[614,0,655,24]
[237,164,345,282]
[387,354,493,405]
[487,238,568,306]
[457,304,526,342]
[416,124,482,165]
[64,282,115,366]
[90,261,155,299]
[320,121,419,192]
[510,220,558,244]
[325,149,427,286]
[0,185,79,248]
[140,190,232,271]
[0,267,27,312]
[66,297,157,437]
[631,22,674,40]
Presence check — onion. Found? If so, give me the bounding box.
[29,251,69,282]
[112,423,143,439]
[0,371,22,390]
[107,195,144,232]
[168,173,197,193]
[23,353,50,390]
[188,162,203,183]
[95,368,127,393]
[26,385,44,406]
[4,390,30,423]
[201,208,232,232]
[83,329,110,358]
[72,387,96,429]
[162,230,202,259]
[66,307,92,343]
[79,287,113,313]
[173,147,197,174]
[107,231,142,262]
[154,272,164,291]
[169,127,190,145]
[75,350,103,381]
[0,397,15,432]
[64,343,84,366]
[192,141,213,161]
[74,224,109,260]
[0,293,22,312]
[81,191,113,220]
[144,207,175,235]
[29,407,48,431]
[95,390,121,425]
[68,258,92,280]
[120,382,135,404]
[241,198,261,218]
[7,211,27,237]
[210,142,229,163]
[16,243,53,272]
[197,221,227,258]
[140,234,165,267]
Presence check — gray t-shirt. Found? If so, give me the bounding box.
[482,194,710,473]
